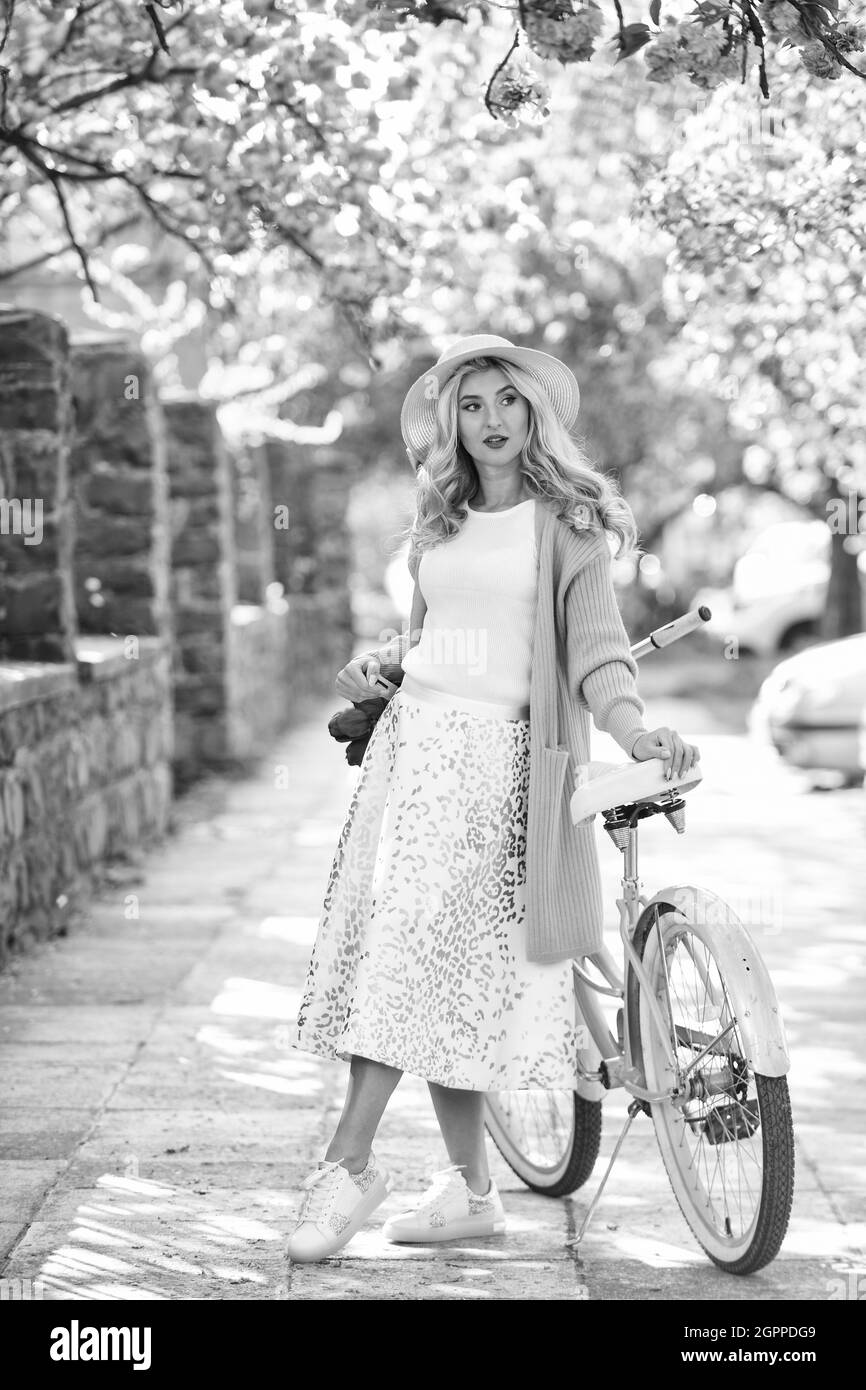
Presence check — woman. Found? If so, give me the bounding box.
[285,333,700,1264]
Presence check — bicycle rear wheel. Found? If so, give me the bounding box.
[484,1090,602,1197]
[627,901,794,1274]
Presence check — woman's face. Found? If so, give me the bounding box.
[456,366,530,470]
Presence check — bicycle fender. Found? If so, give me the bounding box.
[639,885,791,1078]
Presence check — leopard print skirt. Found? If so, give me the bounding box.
[291,682,581,1091]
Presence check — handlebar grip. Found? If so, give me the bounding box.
[631,606,712,658]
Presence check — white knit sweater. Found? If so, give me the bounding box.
[401,498,537,706]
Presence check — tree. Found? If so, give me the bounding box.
[637,50,866,635]
[2,0,864,344]
[0,0,419,346]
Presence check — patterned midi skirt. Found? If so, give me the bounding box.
[290,676,581,1091]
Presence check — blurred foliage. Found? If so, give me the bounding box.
[0,0,418,344]
[352,0,866,114]
[638,52,866,632]
[2,0,863,342]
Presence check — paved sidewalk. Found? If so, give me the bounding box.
[1,686,864,1301]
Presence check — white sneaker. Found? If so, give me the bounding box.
[382,1164,506,1244]
[286,1153,392,1264]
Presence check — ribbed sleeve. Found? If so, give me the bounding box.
[563,545,648,758]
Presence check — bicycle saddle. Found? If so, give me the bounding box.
[570,757,703,824]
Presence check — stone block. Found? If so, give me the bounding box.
[70,339,171,643]
[170,529,222,566]
[0,308,77,664]
[75,513,148,557]
[85,467,155,515]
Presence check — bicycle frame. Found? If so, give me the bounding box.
[573,821,684,1107]
[572,804,791,1113]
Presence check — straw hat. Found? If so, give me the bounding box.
[400,333,580,462]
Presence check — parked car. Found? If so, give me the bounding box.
[693,520,831,657]
[749,632,866,783]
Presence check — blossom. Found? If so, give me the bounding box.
[834,20,866,53]
[645,29,687,83]
[689,49,742,89]
[487,56,551,123]
[798,39,843,78]
[761,1,806,43]
[679,22,728,65]
[524,6,605,64]
[645,20,741,89]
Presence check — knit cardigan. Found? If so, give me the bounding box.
[364,497,650,964]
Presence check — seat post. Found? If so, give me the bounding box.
[623,824,639,885]
[604,812,642,907]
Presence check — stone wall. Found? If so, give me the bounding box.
[231,440,273,605]
[163,396,237,782]
[0,639,172,965]
[227,591,351,762]
[0,304,356,966]
[266,440,354,669]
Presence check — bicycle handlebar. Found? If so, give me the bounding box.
[630,605,712,662]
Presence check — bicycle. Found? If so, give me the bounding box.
[484,606,795,1276]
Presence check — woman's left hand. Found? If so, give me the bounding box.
[631,727,700,781]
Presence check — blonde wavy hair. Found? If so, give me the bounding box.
[397,356,640,574]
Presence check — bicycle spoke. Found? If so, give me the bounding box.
[681,931,723,1011]
[493,1089,574,1169]
[647,917,765,1244]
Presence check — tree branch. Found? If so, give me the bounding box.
[272,220,327,271]
[130,179,218,278]
[47,50,199,115]
[4,124,216,283]
[235,78,330,154]
[143,2,172,54]
[483,28,520,118]
[51,0,111,62]
[0,0,14,56]
[36,65,134,93]
[48,172,99,299]
[14,133,202,182]
[0,212,141,281]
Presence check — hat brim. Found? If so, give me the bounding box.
[400,343,580,461]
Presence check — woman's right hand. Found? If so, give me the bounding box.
[335,653,384,703]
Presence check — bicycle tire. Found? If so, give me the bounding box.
[626,899,795,1275]
[485,1090,602,1197]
